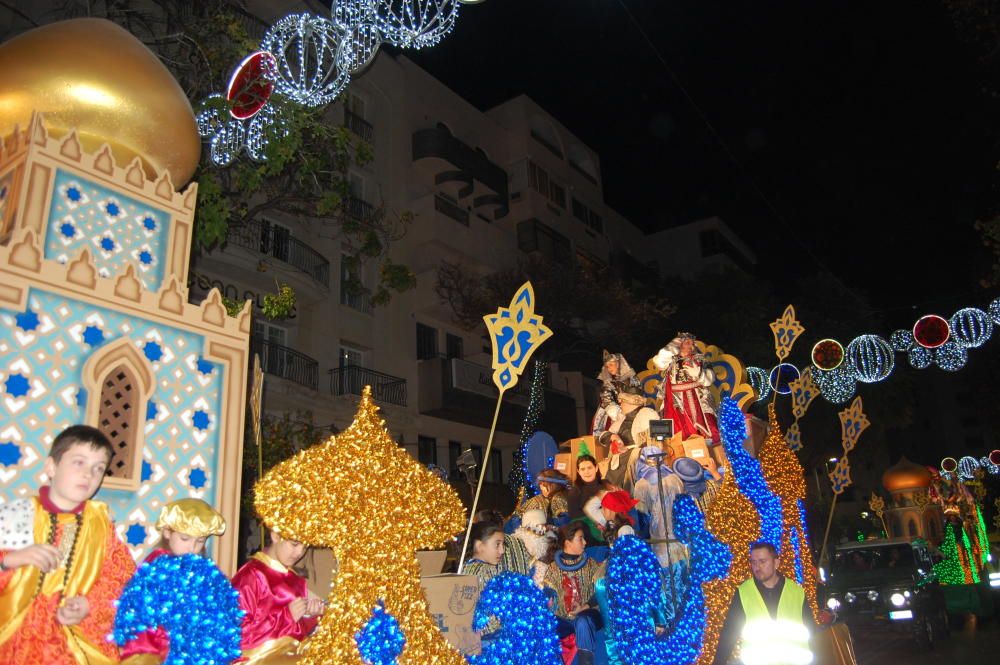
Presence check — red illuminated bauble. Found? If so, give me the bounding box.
[989,450,1000,466]
[913,314,950,349]
[226,51,277,120]
[811,338,845,371]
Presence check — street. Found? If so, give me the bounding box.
[851,615,1000,664]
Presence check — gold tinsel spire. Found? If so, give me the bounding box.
[254,385,466,664]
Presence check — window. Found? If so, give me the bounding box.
[99,366,140,481]
[340,254,371,313]
[698,229,753,272]
[517,219,572,263]
[253,321,288,377]
[449,441,462,480]
[471,445,483,469]
[261,220,291,263]
[417,323,438,360]
[489,449,502,483]
[339,344,366,369]
[549,182,566,209]
[418,435,437,465]
[349,172,366,200]
[446,333,463,360]
[347,93,366,120]
[571,198,604,234]
[527,161,566,209]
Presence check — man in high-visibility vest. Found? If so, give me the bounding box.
[714,541,816,665]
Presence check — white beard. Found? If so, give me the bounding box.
[514,529,552,561]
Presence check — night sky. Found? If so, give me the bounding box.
[405,0,995,326]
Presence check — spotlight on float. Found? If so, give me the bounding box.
[457,448,478,487]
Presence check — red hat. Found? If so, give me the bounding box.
[601,490,639,516]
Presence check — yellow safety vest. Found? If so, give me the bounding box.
[737,577,812,665]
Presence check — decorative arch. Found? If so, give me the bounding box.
[906,516,919,537]
[82,337,155,491]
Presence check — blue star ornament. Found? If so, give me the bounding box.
[15,310,39,332]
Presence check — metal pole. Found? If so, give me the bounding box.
[818,493,839,572]
[650,451,676,614]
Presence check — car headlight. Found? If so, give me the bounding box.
[827,597,841,611]
[845,592,856,603]
[868,590,879,602]
[890,592,906,607]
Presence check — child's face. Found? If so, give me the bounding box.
[271,536,307,568]
[163,528,207,556]
[44,443,109,509]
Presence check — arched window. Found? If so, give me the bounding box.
[83,338,154,491]
[907,517,919,537]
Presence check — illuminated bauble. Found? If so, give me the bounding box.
[845,334,894,384]
[333,0,378,26]
[950,307,993,349]
[981,454,1000,475]
[339,21,382,73]
[940,457,958,474]
[260,14,350,107]
[226,51,277,120]
[934,340,967,372]
[0,18,200,186]
[195,94,226,138]
[814,366,856,404]
[991,450,1000,466]
[746,366,771,401]
[957,456,980,480]
[209,120,245,167]
[811,338,844,371]
[889,329,913,352]
[882,456,932,492]
[375,0,460,49]
[989,297,1000,325]
[245,105,288,161]
[908,345,933,370]
[913,314,950,348]
[768,363,799,395]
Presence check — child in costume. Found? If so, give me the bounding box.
[0,425,136,664]
[231,528,324,663]
[120,498,227,664]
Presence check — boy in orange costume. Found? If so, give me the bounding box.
[0,425,136,664]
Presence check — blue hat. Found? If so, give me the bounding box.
[672,457,705,483]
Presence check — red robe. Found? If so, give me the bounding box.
[119,549,172,662]
[231,552,318,652]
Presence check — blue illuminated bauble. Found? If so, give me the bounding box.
[355,600,405,665]
[934,340,967,372]
[908,345,933,369]
[957,456,980,480]
[845,334,895,384]
[814,366,856,404]
[889,329,913,352]
[470,572,561,665]
[261,14,350,107]
[989,297,1000,325]
[746,366,771,401]
[375,1,460,49]
[768,363,799,395]
[950,307,993,348]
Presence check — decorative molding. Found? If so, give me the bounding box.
[93,144,115,175]
[114,264,142,302]
[200,288,227,327]
[237,300,253,335]
[154,171,174,201]
[9,229,41,272]
[28,113,48,146]
[66,248,97,289]
[125,157,145,188]
[182,184,198,211]
[157,276,185,314]
[59,131,82,162]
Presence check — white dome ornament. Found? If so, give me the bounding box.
[375,0,461,49]
[260,13,351,107]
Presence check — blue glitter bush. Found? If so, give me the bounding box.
[468,572,561,665]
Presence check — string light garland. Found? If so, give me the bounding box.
[844,334,894,384]
[950,307,993,348]
[700,398,762,665]
[355,600,405,665]
[113,554,244,665]
[989,297,1000,324]
[720,398,784,551]
[934,522,968,585]
[509,359,547,494]
[254,387,467,665]
[756,404,819,618]
[469,572,562,665]
[260,13,350,107]
[746,366,771,401]
[935,340,968,371]
[974,506,989,567]
[374,1,461,49]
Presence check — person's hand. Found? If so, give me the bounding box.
[305,597,325,617]
[56,596,89,625]
[288,597,308,622]
[4,544,61,573]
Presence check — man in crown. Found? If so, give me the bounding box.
[592,350,641,438]
[654,333,720,445]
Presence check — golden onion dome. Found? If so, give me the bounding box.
[882,456,932,492]
[0,18,200,187]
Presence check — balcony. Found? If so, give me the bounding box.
[412,126,509,219]
[329,366,407,406]
[251,339,319,391]
[417,358,577,438]
[344,110,374,144]
[434,194,469,226]
[227,219,330,285]
[346,195,375,223]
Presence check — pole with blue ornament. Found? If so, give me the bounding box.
[458,282,553,573]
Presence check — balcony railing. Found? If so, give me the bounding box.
[434,194,469,226]
[329,366,407,406]
[227,219,330,285]
[346,196,375,223]
[340,287,373,314]
[344,110,374,143]
[252,339,319,390]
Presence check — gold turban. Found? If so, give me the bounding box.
[155,498,226,538]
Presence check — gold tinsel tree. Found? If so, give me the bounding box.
[254,387,467,665]
[757,403,820,619]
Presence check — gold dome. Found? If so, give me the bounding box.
[0,18,201,187]
[882,456,932,492]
